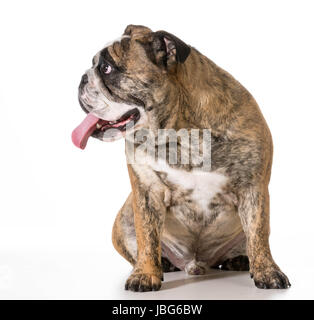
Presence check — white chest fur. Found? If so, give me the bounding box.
[149,160,228,212]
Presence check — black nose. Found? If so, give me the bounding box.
[79,74,88,91]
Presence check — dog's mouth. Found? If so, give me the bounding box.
[72,108,140,149]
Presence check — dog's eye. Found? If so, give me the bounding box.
[101,62,112,75]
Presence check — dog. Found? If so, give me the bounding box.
[72,25,290,291]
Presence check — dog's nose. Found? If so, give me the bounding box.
[79,74,88,91]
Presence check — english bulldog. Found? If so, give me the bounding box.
[72,25,290,291]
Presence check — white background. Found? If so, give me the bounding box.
[0,0,313,299]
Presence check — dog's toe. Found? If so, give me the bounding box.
[268,270,291,289]
[125,273,162,292]
[252,268,291,289]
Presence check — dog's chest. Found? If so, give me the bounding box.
[150,160,228,213]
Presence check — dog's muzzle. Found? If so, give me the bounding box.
[79,74,88,91]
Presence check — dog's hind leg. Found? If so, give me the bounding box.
[212,255,250,271]
[161,257,181,273]
[112,193,137,266]
[211,236,249,271]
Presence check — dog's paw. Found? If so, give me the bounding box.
[125,273,162,292]
[251,267,291,289]
[212,255,250,271]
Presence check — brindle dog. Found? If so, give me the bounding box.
[74,25,290,291]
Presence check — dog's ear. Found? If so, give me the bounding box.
[124,25,152,37]
[137,30,190,70]
[154,31,191,65]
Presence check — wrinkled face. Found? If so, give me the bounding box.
[76,25,190,146]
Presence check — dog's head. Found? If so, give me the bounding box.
[72,25,191,149]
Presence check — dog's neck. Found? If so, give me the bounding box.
[175,49,252,134]
[145,81,182,133]
[144,48,253,135]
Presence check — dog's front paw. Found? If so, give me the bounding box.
[125,273,162,292]
[251,266,291,289]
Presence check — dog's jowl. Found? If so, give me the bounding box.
[72,25,290,291]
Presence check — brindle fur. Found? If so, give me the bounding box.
[80,25,290,291]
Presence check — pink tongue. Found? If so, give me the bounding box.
[72,113,100,149]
